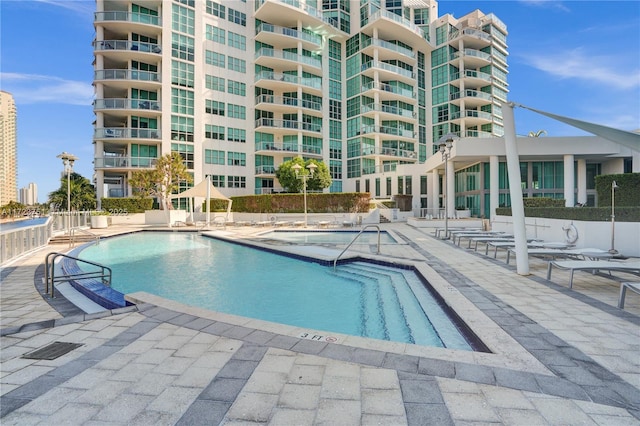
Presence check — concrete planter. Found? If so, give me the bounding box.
[456,209,471,219]
[144,210,186,225]
[90,215,109,229]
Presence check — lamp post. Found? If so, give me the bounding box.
[292,162,317,228]
[57,152,78,234]
[438,135,454,239]
[609,180,618,254]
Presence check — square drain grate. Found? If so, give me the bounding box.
[22,342,84,360]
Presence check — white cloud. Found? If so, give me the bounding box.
[525,48,640,90]
[0,72,93,106]
[33,0,94,16]
[519,0,570,13]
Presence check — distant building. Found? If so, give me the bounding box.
[0,90,18,206]
[19,182,38,206]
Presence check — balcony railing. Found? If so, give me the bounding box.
[361,146,417,159]
[451,48,492,62]
[362,38,415,59]
[94,127,160,139]
[95,11,160,26]
[255,47,322,69]
[94,157,157,168]
[255,94,321,111]
[94,98,160,111]
[449,90,492,102]
[361,103,415,119]
[94,69,160,83]
[255,141,322,155]
[369,9,428,41]
[450,69,492,82]
[361,60,414,79]
[360,125,415,138]
[94,39,161,54]
[361,81,415,99]
[255,23,322,46]
[450,110,493,121]
[255,118,322,133]
[255,165,276,175]
[255,71,322,90]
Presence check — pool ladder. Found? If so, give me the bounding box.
[44,252,112,299]
[333,225,381,271]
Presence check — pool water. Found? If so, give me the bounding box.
[77,232,472,350]
[259,230,396,244]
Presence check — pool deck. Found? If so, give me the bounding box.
[1,222,639,425]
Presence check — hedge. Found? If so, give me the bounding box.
[495,206,640,222]
[229,192,370,213]
[101,198,153,213]
[595,173,639,207]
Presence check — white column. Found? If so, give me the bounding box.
[632,152,640,172]
[490,155,499,222]
[577,159,587,205]
[431,169,440,218]
[504,102,529,275]
[446,159,455,218]
[563,154,575,207]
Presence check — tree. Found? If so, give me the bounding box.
[276,158,332,193]
[528,130,547,137]
[130,152,193,210]
[47,172,96,211]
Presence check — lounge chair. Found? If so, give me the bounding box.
[546,260,640,289]
[619,282,640,309]
[506,247,607,265]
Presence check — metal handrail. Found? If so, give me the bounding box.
[333,225,381,271]
[44,252,112,298]
[70,227,100,247]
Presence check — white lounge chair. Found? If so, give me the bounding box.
[546,260,640,289]
[619,282,640,309]
[506,247,605,265]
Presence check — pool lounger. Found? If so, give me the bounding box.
[619,282,640,309]
[506,247,608,265]
[485,241,551,258]
[546,260,640,289]
[452,232,509,246]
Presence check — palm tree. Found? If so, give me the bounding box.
[48,172,97,211]
[528,130,547,137]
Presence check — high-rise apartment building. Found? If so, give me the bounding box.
[0,91,18,206]
[92,0,508,209]
[19,182,38,205]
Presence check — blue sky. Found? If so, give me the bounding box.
[1,0,639,203]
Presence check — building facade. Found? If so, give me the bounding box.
[19,182,38,206]
[0,91,18,206]
[92,0,510,209]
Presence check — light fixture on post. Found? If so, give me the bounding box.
[57,152,78,235]
[609,180,619,254]
[438,134,454,239]
[292,162,317,228]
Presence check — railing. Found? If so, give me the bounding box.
[94,39,162,54]
[333,225,381,271]
[362,61,414,79]
[0,217,52,265]
[44,252,111,299]
[95,11,160,26]
[70,228,100,247]
[94,156,158,169]
[361,103,415,118]
[450,90,492,102]
[254,71,322,90]
[255,47,322,68]
[94,98,161,111]
[255,94,322,111]
[255,23,323,46]
[362,38,415,59]
[95,127,160,139]
[94,69,160,83]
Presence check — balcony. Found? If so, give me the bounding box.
[450,109,493,126]
[451,48,492,68]
[361,37,415,62]
[255,23,322,51]
[254,0,344,35]
[255,165,276,176]
[94,99,161,116]
[449,90,493,108]
[255,47,322,73]
[361,61,415,85]
[94,156,157,170]
[94,127,160,140]
[94,10,162,27]
[361,103,415,120]
[255,141,322,157]
[255,118,322,135]
[359,125,415,141]
[255,94,322,114]
[94,40,161,62]
[361,145,417,160]
[94,69,160,90]
[450,69,492,88]
[255,71,322,95]
[360,81,416,103]
[363,9,429,46]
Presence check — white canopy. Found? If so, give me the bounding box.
[171,178,232,224]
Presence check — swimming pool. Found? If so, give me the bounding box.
[258,230,397,244]
[75,232,474,350]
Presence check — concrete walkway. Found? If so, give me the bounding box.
[1,223,639,425]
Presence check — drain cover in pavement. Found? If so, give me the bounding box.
[22,342,83,360]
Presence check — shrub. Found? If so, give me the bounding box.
[230,193,370,213]
[101,198,153,213]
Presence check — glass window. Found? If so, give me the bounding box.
[205,149,225,165]
[205,75,225,92]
